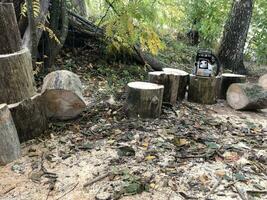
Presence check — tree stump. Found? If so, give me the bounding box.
[126,82,164,118]
[148,71,180,105]
[227,83,267,110]
[163,68,189,100]
[0,104,21,165]
[259,74,267,90]
[8,94,48,142]
[41,70,86,120]
[0,3,22,54]
[0,48,36,104]
[188,75,220,104]
[219,73,246,99]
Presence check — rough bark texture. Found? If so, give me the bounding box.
[217,0,253,74]
[227,83,267,110]
[0,104,21,166]
[188,75,220,104]
[219,73,246,99]
[8,94,48,142]
[258,74,267,90]
[163,68,189,100]
[126,82,164,118]
[0,48,36,104]
[148,71,180,105]
[0,3,22,54]
[41,70,86,120]
[70,0,87,17]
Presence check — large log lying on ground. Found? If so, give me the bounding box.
[227,83,267,110]
[148,71,179,105]
[0,104,21,165]
[163,68,189,100]
[0,3,22,54]
[41,70,86,120]
[259,74,267,90]
[0,48,36,104]
[219,73,246,99]
[188,75,220,104]
[8,94,48,142]
[126,82,164,118]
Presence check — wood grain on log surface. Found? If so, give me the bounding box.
[0,48,36,104]
[126,81,164,118]
[227,83,267,110]
[0,104,21,165]
[41,70,86,120]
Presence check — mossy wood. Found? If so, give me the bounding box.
[148,71,180,105]
[188,75,220,104]
[126,82,164,118]
[219,73,246,99]
[8,94,48,142]
[0,104,21,166]
[0,48,36,104]
[227,83,267,110]
[41,70,86,120]
[163,68,189,100]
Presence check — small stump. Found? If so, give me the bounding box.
[163,68,189,100]
[188,75,220,104]
[148,71,180,105]
[0,104,21,165]
[219,73,246,99]
[259,74,267,90]
[126,82,164,118]
[227,83,267,110]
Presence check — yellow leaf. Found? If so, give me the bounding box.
[145,155,156,161]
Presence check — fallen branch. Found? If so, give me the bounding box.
[83,172,110,188]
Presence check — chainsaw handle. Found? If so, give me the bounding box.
[211,53,221,76]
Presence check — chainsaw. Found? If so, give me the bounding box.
[193,49,221,77]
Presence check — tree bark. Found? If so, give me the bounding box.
[219,73,246,99]
[126,82,164,118]
[227,83,267,110]
[217,0,253,74]
[8,94,48,142]
[0,48,36,104]
[0,3,22,54]
[148,71,180,105]
[258,74,267,90]
[41,70,86,120]
[0,104,21,165]
[188,75,220,104]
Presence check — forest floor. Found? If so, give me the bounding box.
[0,47,267,200]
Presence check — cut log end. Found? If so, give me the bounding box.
[259,74,267,90]
[163,68,189,76]
[226,84,249,110]
[126,81,164,118]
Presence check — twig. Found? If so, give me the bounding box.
[56,182,79,200]
[232,185,248,200]
[83,172,110,188]
[3,186,16,194]
[247,190,267,194]
[204,177,223,199]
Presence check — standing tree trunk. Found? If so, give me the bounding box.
[217,0,253,74]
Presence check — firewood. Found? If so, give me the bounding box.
[258,74,267,90]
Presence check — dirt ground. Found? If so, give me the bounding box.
[0,93,266,200]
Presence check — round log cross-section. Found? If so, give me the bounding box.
[258,74,267,90]
[126,82,164,118]
[0,104,21,165]
[219,73,246,99]
[148,71,180,105]
[227,83,267,110]
[41,70,86,120]
[163,68,189,100]
[188,75,220,104]
[0,48,36,104]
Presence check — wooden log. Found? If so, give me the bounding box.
[219,73,246,99]
[163,68,189,100]
[226,83,267,110]
[0,3,22,54]
[0,104,21,165]
[188,75,220,104]
[41,70,86,120]
[148,71,180,105]
[126,82,164,118]
[8,94,48,142]
[0,48,36,104]
[259,74,267,90]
